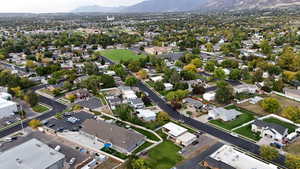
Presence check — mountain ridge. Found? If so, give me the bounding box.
[72,0,300,13]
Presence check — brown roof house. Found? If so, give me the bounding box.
[80,119,145,155]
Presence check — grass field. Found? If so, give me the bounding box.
[263,118,297,133]
[145,141,183,169]
[233,124,262,141]
[100,49,145,62]
[209,105,255,130]
[32,104,50,113]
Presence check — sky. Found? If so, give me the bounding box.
[0,0,144,13]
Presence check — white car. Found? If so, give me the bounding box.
[69,158,76,165]
[54,145,61,152]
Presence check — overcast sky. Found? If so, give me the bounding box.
[0,0,144,13]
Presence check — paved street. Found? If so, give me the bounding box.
[0,95,67,138]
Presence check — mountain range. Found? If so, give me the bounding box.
[72,0,300,13]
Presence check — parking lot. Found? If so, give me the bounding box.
[46,111,95,132]
[0,130,89,169]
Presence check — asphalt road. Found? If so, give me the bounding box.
[0,93,67,138]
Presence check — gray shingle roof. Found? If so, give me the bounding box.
[253,120,287,135]
[81,119,145,152]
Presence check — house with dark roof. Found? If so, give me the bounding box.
[80,119,145,155]
[251,120,288,141]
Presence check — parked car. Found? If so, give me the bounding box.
[54,145,61,151]
[69,158,76,165]
[270,142,282,149]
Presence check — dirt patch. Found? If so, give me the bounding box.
[285,138,300,156]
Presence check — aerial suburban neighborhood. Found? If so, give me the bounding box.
[1,0,300,169]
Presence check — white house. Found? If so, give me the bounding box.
[208,107,241,122]
[162,122,197,147]
[233,84,258,94]
[0,92,12,100]
[251,120,288,141]
[164,83,173,91]
[150,76,163,82]
[203,92,216,101]
[0,99,18,119]
[136,109,157,122]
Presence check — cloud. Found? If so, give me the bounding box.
[0,0,144,13]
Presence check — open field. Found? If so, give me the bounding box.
[233,124,262,141]
[238,94,300,116]
[145,141,183,169]
[100,49,145,62]
[263,117,297,133]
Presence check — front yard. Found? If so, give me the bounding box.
[209,105,255,130]
[144,141,183,169]
[233,124,262,141]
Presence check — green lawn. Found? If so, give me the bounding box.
[263,118,297,133]
[100,49,145,62]
[32,104,50,113]
[209,113,255,130]
[132,141,153,154]
[233,124,261,141]
[145,141,183,169]
[132,127,160,142]
[209,106,255,130]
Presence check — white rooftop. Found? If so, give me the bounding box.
[176,132,197,143]
[0,138,65,169]
[0,98,16,109]
[163,122,187,137]
[210,145,278,169]
[136,109,157,118]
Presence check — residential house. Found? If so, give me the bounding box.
[136,109,157,122]
[208,107,241,122]
[164,83,173,91]
[233,84,258,94]
[162,122,197,147]
[252,120,288,141]
[0,98,19,119]
[76,97,103,112]
[128,98,145,109]
[80,119,145,155]
[203,91,216,101]
[183,98,203,109]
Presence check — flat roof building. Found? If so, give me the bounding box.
[0,138,65,169]
[202,145,278,169]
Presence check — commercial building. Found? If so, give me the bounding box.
[0,98,19,119]
[201,145,278,169]
[0,138,65,169]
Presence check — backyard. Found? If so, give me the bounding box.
[144,141,183,169]
[100,49,145,62]
[285,139,300,156]
[209,105,256,130]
